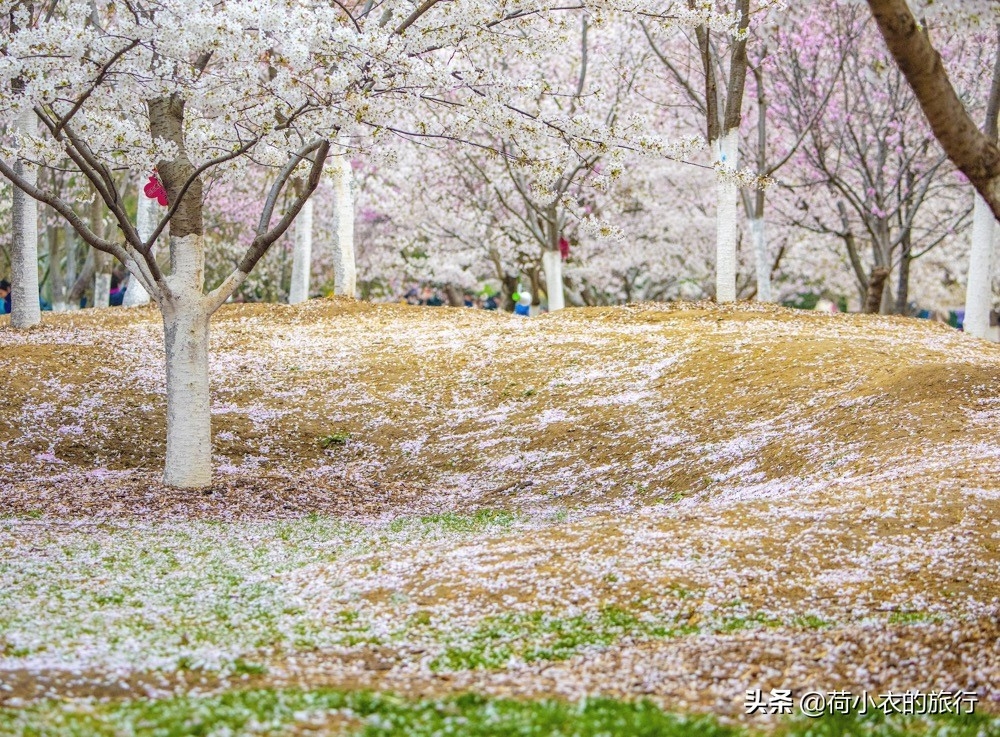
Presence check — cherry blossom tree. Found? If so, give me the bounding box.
[640,1,752,303]
[3,0,663,488]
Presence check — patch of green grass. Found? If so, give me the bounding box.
[0,509,44,520]
[230,658,268,676]
[319,431,352,448]
[385,508,518,535]
[714,611,782,633]
[430,606,699,671]
[3,688,996,737]
[792,614,832,630]
[887,610,944,625]
[428,603,823,672]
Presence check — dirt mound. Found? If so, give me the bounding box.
[2,299,999,517]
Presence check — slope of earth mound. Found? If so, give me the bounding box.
[1,300,998,732]
[1,299,998,517]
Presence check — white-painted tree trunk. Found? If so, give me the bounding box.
[332,158,356,298]
[62,223,78,312]
[750,217,771,303]
[542,249,565,311]
[162,234,213,488]
[124,191,156,306]
[93,272,111,309]
[963,192,996,339]
[10,109,41,328]
[288,197,313,304]
[713,129,739,304]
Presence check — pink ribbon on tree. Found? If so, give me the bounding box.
[143,172,168,206]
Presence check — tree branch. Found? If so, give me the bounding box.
[208,140,330,311]
[866,0,1000,218]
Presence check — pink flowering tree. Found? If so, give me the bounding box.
[767,2,988,313]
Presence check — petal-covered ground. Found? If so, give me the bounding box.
[1,300,998,734]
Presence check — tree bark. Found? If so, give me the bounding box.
[867,0,1000,219]
[124,182,155,306]
[444,284,464,307]
[48,218,65,311]
[332,156,356,298]
[542,249,565,311]
[750,217,770,303]
[749,53,772,303]
[500,273,518,312]
[90,198,111,308]
[965,194,996,338]
[149,96,214,488]
[289,197,313,304]
[714,129,740,303]
[63,222,78,309]
[67,249,95,308]
[694,0,749,305]
[895,230,912,315]
[865,267,891,314]
[93,271,111,309]
[10,109,41,328]
[962,25,1000,338]
[161,289,212,489]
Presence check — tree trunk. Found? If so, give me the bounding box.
[10,109,41,328]
[750,217,770,303]
[542,249,565,311]
[149,96,213,488]
[964,193,996,338]
[529,266,542,308]
[89,198,111,308]
[68,249,95,308]
[962,29,1000,338]
[289,197,313,304]
[48,221,66,312]
[865,267,891,314]
[500,273,518,312]
[445,284,464,307]
[124,186,155,306]
[751,57,771,304]
[895,231,913,315]
[879,272,894,315]
[332,157,356,298]
[93,271,111,309]
[714,128,740,303]
[161,291,212,488]
[63,222,79,310]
